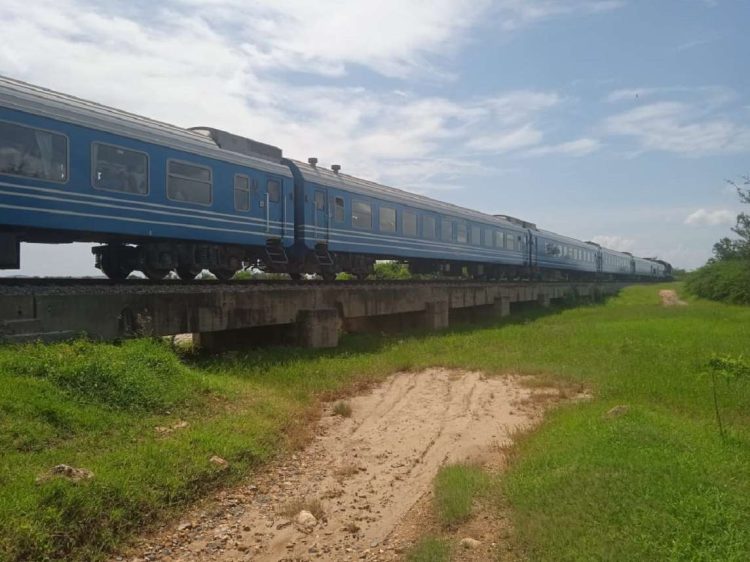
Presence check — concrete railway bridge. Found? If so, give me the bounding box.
[0,280,628,350]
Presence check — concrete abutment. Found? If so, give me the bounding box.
[0,281,629,349]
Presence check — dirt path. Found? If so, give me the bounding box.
[659,289,687,306]
[119,369,559,562]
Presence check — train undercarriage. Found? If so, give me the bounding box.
[2,229,662,282]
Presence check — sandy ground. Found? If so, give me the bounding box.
[117,369,565,562]
[659,289,687,306]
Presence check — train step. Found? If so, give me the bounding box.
[314,245,334,266]
[265,243,288,265]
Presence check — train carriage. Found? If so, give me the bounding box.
[0,77,294,280]
[284,158,530,280]
[0,75,672,282]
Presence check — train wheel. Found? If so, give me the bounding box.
[101,260,132,281]
[142,266,170,281]
[176,266,201,281]
[288,272,303,281]
[320,269,337,282]
[210,268,236,281]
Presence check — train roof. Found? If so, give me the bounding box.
[0,75,292,177]
[288,158,528,231]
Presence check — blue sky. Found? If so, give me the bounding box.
[1,0,749,274]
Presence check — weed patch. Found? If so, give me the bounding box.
[406,536,451,562]
[433,464,489,527]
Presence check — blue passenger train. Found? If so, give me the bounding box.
[0,76,671,281]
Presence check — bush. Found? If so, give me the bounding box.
[0,339,201,412]
[685,259,750,305]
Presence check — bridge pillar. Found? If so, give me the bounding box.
[494,298,510,318]
[423,301,449,331]
[295,309,340,348]
[537,293,552,308]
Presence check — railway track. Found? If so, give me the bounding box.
[0,276,601,296]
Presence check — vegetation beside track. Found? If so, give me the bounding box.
[1,283,749,560]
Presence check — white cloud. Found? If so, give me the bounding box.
[590,235,636,252]
[605,85,735,107]
[684,208,736,226]
[467,124,544,152]
[603,101,750,155]
[493,0,624,30]
[524,137,601,157]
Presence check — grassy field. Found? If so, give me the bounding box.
[1,283,749,560]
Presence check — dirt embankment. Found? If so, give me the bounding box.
[659,290,687,306]
[119,369,568,562]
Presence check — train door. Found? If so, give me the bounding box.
[526,231,538,270]
[596,251,603,275]
[265,177,284,237]
[313,188,329,242]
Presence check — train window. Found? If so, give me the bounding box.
[167,160,212,205]
[267,179,281,202]
[441,219,452,242]
[92,142,148,195]
[352,200,372,229]
[334,197,345,222]
[457,223,468,243]
[505,233,515,251]
[233,174,251,211]
[494,231,503,248]
[483,229,493,247]
[0,121,68,183]
[380,206,397,233]
[423,215,436,239]
[403,210,417,237]
[471,226,480,245]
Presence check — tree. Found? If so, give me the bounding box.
[712,175,750,261]
[730,176,750,255]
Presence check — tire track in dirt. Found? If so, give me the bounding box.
[118,369,560,562]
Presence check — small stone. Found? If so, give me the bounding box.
[177,522,193,531]
[460,537,481,549]
[605,405,630,418]
[210,456,229,469]
[36,464,94,483]
[296,510,318,530]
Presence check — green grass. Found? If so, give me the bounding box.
[406,536,451,562]
[1,283,750,561]
[433,463,489,527]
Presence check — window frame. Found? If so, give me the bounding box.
[457,222,468,244]
[352,199,373,230]
[166,158,213,206]
[379,205,397,233]
[333,196,345,223]
[267,178,281,203]
[441,218,453,242]
[422,215,436,240]
[0,119,70,185]
[403,210,418,237]
[470,225,481,246]
[233,173,251,212]
[90,141,150,196]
